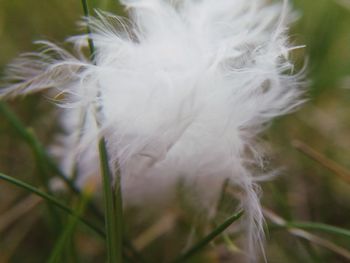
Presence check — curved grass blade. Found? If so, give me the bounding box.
[173,210,244,263]
[99,139,123,263]
[0,102,78,192]
[0,102,104,221]
[0,172,105,238]
[290,228,350,260]
[0,104,69,189]
[264,208,350,260]
[287,222,350,239]
[0,103,62,229]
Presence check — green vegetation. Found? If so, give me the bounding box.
[0,0,350,262]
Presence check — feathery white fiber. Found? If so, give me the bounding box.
[1,0,304,260]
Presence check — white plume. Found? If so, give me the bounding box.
[0,0,305,260]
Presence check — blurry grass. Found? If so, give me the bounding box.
[0,0,350,262]
[47,189,91,263]
[0,172,104,237]
[173,210,244,263]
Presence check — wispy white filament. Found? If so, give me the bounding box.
[1,0,305,260]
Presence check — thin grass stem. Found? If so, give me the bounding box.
[0,102,65,233]
[47,191,90,263]
[80,1,124,262]
[265,208,350,260]
[99,139,123,263]
[0,171,133,262]
[292,140,350,184]
[0,172,105,238]
[286,222,350,239]
[173,210,244,263]
[81,0,95,56]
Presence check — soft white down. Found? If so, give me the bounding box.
[1,0,305,260]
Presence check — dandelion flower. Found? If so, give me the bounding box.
[1,0,305,260]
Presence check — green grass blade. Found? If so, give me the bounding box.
[0,170,133,262]
[0,102,51,188]
[99,138,123,263]
[81,0,95,57]
[287,222,350,239]
[0,172,105,238]
[47,192,90,263]
[0,103,64,233]
[0,103,75,191]
[114,170,124,262]
[173,210,244,263]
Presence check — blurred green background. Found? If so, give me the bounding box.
[0,0,350,262]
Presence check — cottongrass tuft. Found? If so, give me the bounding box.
[0,0,305,260]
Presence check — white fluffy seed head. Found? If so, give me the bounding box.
[0,0,305,261]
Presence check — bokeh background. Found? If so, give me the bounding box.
[0,0,350,262]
